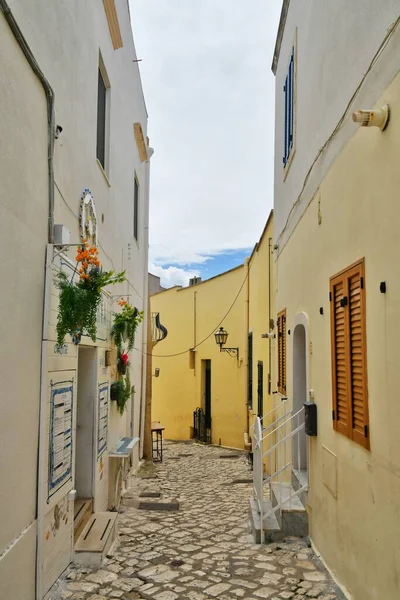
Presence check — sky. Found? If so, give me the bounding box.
[130,1,282,288]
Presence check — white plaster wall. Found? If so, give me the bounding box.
[0,12,48,600]
[274,0,400,250]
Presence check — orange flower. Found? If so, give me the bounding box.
[82,261,88,269]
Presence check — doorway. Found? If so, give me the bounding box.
[293,324,307,471]
[74,346,96,538]
[193,360,212,443]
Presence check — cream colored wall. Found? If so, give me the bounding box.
[0,12,48,600]
[275,71,400,600]
[151,266,248,449]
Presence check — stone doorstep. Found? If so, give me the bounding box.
[248,498,284,544]
[139,491,162,498]
[123,497,180,511]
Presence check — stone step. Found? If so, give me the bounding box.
[270,482,308,537]
[123,496,179,511]
[248,498,284,544]
[74,512,118,567]
[291,468,308,507]
[73,498,93,543]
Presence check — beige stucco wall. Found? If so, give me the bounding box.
[0,12,48,600]
[275,70,400,599]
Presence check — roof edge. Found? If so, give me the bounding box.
[272,0,290,75]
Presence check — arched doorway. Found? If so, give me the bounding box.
[293,322,307,471]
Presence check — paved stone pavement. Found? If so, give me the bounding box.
[47,441,344,600]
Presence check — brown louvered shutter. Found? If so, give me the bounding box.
[277,309,286,395]
[330,259,369,449]
[330,276,350,437]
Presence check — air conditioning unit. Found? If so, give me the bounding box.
[53,224,71,246]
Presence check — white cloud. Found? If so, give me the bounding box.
[131,1,281,266]
[149,263,200,288]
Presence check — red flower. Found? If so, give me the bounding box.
[120,353,129,365]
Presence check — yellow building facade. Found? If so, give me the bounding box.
[151,213,273,451]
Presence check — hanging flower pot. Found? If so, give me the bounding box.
[117,352,129,375]
[110,381,124,402]
[118,362,127,375]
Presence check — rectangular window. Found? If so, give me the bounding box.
[257,361,264,418]
[133,177,139,241]
[283,47,295,168]
[248,333,253,408]
[97,68,107,169]
[277,309,286,395]
[330,259,369,449]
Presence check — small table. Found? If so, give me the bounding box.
[151,422,165,462]
[109,437,140,508]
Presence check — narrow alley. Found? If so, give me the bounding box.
[47,442,343,600]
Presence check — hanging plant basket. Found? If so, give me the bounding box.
[110,381,124,402]
[118,362,127,375]
[55,242,125,346]
[111,301,144,353]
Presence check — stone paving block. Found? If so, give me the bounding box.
[46,442,343,600]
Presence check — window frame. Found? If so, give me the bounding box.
[330,258,370,450]
[96,56,111,177]
[277,309,287,395]
[257,360,264,418]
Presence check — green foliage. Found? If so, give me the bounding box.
[116,368,131,415]
[110,380,125,403]
[111,304,144,353]
[56,267,125,346]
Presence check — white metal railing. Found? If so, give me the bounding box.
[252,404,308,544]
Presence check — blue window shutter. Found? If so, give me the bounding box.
[283,47,295,167]
[289,52,294,153]
[283,75,288,165]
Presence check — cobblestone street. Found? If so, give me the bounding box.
[47,442,344,600]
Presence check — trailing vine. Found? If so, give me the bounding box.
[110,299,144,415]
[56,242,125,346]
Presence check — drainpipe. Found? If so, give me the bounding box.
[243,258,251,451]
[139,146,154,459]
[0,0,55,243]
[0,4,55,599]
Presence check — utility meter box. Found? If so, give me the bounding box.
[304,401,317,436]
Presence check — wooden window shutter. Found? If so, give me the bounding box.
[277,309,286,395]
[103,0,123,50]
[330,259,369,449]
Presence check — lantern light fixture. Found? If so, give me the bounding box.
[214,327,239,360]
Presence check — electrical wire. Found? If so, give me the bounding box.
[276,16,400,251]
[134,261,251,358]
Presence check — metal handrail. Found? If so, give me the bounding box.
[252,403,308,544]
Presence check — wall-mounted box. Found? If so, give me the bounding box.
[304,401,317,436]
[105,349,117,366]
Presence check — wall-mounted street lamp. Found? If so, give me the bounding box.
[214,327,239,360]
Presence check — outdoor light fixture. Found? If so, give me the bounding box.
[214,327,239,360]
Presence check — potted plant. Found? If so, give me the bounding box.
[118,352,129,375]
[110,380,124,402]
[56,242,125,346]
[110,301,144,352]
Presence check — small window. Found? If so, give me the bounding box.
[330,259,369,449]
[283,47,295,168]
[248,333,253,408]
[257,361,264,418]
[97,68,107,170]
[133,176,139,242]
[277,309,286,394]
